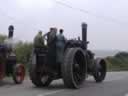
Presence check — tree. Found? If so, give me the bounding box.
[0,34,7,43]
[15,41,33,65]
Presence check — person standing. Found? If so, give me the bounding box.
[4,25,15,51]
[4,25,16,75]
[33,30,44,48]
[56,29,66,65]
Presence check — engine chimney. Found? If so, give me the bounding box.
[82,23,88,49]
[8,25,14,38]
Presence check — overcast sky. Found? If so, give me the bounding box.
[0,0,128,50]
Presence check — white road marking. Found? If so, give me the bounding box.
[105,76,126,82]
[125,94,128,96]
[37,90,64,96]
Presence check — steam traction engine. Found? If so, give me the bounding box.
[29,22,107,89]
[0,25,25,84]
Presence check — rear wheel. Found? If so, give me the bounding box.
[62,48,87,89]
[0,63,5,80]
[29,64,52,87]
[13,64,25,84]
[93,58,107,83]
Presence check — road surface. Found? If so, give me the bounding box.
[0,72,128,96]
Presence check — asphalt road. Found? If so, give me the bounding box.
[0,72,128,96]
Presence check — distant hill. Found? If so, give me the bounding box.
[92,50,128,71]
[92,50,119,57]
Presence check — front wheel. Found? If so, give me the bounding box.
[13,64,25,84]
[93,58,107,83]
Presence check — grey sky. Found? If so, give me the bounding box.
[0,0,128,50]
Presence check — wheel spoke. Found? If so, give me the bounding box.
[73,58,84,85]
[41,75,49,84]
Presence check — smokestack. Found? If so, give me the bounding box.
[82,23,88,49]
[8,25,14,38]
